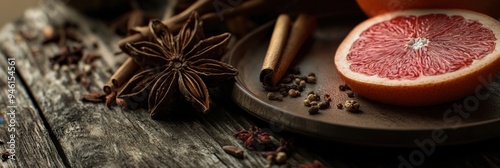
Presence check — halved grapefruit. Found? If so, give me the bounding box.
[335,9,500,106]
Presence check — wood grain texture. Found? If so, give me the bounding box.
[0,51,65,167]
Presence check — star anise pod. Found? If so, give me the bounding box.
[234,126,272,150]
[118,12,238,117]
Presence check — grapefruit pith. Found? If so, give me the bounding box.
[334,9,500,106]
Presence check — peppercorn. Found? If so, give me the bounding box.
[307,94,317,101]
[336,103,343,109]
[310,101,318,106]
[339,85,347,91]
[304,99,311,107]
[294,78,301,85]
[275,152,288,164]
[347,92,355,98]
[308,72,316,77]
[288,89,300,98]
[307,76,316,84]
[299,80,307,88]
[319,101,330,109]
[344,100,360,112]
[308,106,320,115]
[267,92,276,100]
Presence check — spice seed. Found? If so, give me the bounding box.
[299,80,307,88]
[307,94,317,101]
[347,92,355,98]
[309,106,320,115]
[223,145,244,159]
[289,89,300,98]
[275,152,288,164]
[294,78,301,85]
[339,85,346,91]
[319,102,330,109]
[308,72,316,77]
[307,76,317,83]
[304,99,311,107]
[267,92,276,100]
[344,100,360,112]
[337,103,343,109]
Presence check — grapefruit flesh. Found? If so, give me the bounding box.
[335,9,500,106]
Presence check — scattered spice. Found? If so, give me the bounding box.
[267,92,283,101]
[303,99,311,107]
[234,126,271,150]
[347,91,355,98]
[288,89,300,98]
[1,151,12,162]
[308,106,320,115]
[260,138,294,164]
[336,103,343,109]
[306,75,316,84]
[344,100,360,112]
[299,160,327,168]
[222,145,244,159]
[318,101,330,109]
[275,152,288,164]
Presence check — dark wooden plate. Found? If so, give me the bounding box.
[227,19,500,147]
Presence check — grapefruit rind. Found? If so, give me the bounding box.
[335,9,500,106]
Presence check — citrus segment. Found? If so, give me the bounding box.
[335,9,500,106]
[348,14,496,80]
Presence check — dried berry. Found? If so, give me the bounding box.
[347,91,355,98]
[304,99,311,107]
[289,89,300,98]
[294,78,301,85]
[318,101,330,109]
[275,152,288,164]
[308,106,320,115]
[336,103,343,109]
[307,76,317,84]
[234,126,272,150]
[267,92,276,100]
[344,100,360,112]
[299,80,307,88]
[280,90,288,97]
[307,94,317,102]
[339,85,347,91]
[1,151,11,161]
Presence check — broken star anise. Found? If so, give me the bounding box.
[118,12,238,117]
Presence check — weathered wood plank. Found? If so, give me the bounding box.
[0,3,322,168]
[0,48,66,167]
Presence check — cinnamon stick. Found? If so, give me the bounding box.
[260,13,317,90]
[103,57,138,94]
[260,14,291,89]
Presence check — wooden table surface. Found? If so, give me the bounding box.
[2,2,500,168]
